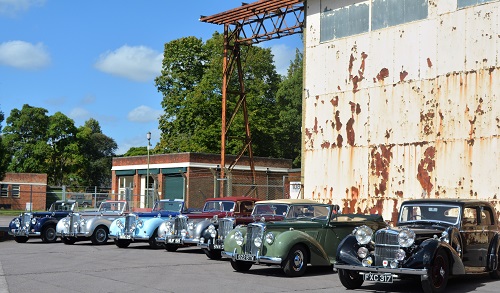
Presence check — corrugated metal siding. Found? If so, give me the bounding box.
[303,0,500,223]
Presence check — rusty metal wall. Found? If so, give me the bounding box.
[303,0,500,223]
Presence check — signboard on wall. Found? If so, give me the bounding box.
[289,181,301,199]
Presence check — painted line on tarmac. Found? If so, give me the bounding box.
[0,260,8,293]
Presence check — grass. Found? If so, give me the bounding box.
[0,210,27,216]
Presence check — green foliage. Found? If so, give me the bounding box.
[154,32,298,160]
[0,107,7,180]
[1,106,116,186]
[122,146,148,157]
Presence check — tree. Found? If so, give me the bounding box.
[274,50,303,167]
[154,32,282,157]
[0,107,7,180]
[76,118,117,187]
[122,146,148,157]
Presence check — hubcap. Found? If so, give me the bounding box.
[293,250,304,271]
[96,229,106,242]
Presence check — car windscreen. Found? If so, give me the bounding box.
[252,204,289,216]
[99,202,126,212]
[398,204,460,225]
[203,201,235,212]
[154,201,183,212]
[286,204,331,220]
[50,202,75,212]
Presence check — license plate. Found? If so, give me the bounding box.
[118,235,131,239]
[212,244,223,250]
[167,238,181,244]
[235,254,255,261]
[363,273,393,283]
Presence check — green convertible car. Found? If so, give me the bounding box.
[222,199,387,277]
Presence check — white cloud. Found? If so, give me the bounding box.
[127,105,162,123]
[0,40,51,69]
[269,44,296,76]
[94,45,162,82]
[0,0,45,16]
[68,107,91,121]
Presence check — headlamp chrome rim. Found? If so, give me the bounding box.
[398,228,416,247]
[354,225,373,245]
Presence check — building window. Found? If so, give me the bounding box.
[320,0,428,42]
[372,0,428,31]
[320,0,369,42]
[12,185,20,198]
[458,0,494,9]
[0,184,8,197]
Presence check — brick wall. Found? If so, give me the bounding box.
[0,173,47,210]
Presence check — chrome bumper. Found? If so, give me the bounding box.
[222,250,282,265]
[334,264,428,276]
[9,229,40,237]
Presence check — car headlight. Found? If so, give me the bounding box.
[80,219,87,226]
[395,249,406,261]
[265,232,274,245]
[254,236,262,248]
[398,228,415,247]
[73,221,79,228]
[234,231,244,246]
[181,229,187,237]
[187,222,195,230]
[208,224,216,238]
[354,225,373,245]
[357,247,369,258]
[31,218,37,225]
[14,219,20,228]
[130,222,137,233]
[116,220,124,229]
[137,219,144,228]
[165,222,173,235]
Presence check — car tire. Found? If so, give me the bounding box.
[282,244,308,277]
[165,244,178,252]
[91,226,108,245]
[41,225,57,243]
[14,236,29,243]
[62,237,76,245]
[230,259,252,272]
[148,229,165,249]
[114,239,131,248]
[338,269,364,289]
[421,249,449,293]
[203,248,222,260]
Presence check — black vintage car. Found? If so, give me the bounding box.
[334,199,500,293]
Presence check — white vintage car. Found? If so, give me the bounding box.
[56,200,129,245]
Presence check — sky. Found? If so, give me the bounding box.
[0,0,303,155]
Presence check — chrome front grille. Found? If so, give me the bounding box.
[124,214,136,234]
[217,218,235,240]
[21,213,31,229]
[374,229,400,266]
[69,214,81,233]
[174,216,188,236]
[243,223,264,255]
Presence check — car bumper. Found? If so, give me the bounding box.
[198,239,224,251]
[222,250,282,265]
[109,234,149,241]
[334,264,428,276]
[9,229,40,237]
[166,237,199,245]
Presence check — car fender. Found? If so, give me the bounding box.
[8,217,22,230]
[405,238,465,275]
[108,217,125,236]
[266,230,331,266]
[223,226,247,253]
[85,217,113,233]
[37,217,58,232]
[194,219,215,239]
[140,217,165,237]
[487,233,500,271]
[335,235,363,265]
[55,217,68,234]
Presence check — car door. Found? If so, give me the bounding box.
[461,205,486,267]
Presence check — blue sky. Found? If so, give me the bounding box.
[0,0,302,155]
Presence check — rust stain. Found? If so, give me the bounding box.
[370,145,393,196]
[377,68,389,81]
[321,140,331,149]
[427,58,433,68]
[334,110,342,131]
[349,101,361,115]
[400,70,408,82]
[420,110,435,135]
[346,118,355,146]
[336,134,343,147]
[417,146,436,196]
[305,128,312,140]
[348,53,355,80]
[330,96,339,107]
[385,129,391,139]
[313,117,318,134]
[352,76,360,93]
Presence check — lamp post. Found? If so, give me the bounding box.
[146,131,151,208]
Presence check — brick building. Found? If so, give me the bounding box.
[111,152,297,210]
[0,173,47,210]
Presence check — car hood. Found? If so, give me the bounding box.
[260,219,325,230]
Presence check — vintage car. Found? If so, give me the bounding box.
[109,199,187,248]
[334,199,500,293]
[56,200,129,245]
[222,200,386,277]
[157,196,259,253]
[198,199,298,260]
[8,200,77,243]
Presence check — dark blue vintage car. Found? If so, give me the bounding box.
[8,200,77,243]
[334,199,500,293]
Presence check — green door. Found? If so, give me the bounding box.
[163,175,184,200]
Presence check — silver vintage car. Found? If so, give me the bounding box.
[56,200,129,245]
